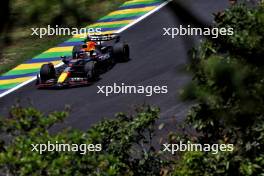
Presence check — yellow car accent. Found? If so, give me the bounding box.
[58,72,69,83]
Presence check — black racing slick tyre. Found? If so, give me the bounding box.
[84,61,98,81]
[40,63,56,82]
[113,43,130,62]
[72,45,82,58]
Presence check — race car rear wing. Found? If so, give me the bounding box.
[86,34,120,43]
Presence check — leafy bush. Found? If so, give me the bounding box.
[0,105,164,176]
[177,2,264,175]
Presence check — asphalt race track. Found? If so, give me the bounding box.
[0,0,229,131]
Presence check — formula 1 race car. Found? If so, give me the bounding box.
[36,34,129,88]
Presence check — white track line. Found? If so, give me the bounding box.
[117,0,171,33]
[0,0,170,98]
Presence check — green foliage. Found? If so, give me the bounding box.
[174,151,236,176]
[215,3,264,59]
[0,105,164,176]
[12,0,126,27]
[177,2,264,176]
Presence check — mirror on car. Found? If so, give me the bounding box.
[61,56,68,64]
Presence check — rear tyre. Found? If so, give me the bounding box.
[113,43,130,62]
[40,63,56,82]
[84,61,98,81]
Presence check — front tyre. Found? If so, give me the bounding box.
[39,63,56,83]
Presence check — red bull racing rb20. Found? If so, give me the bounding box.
[36,34,130,88]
